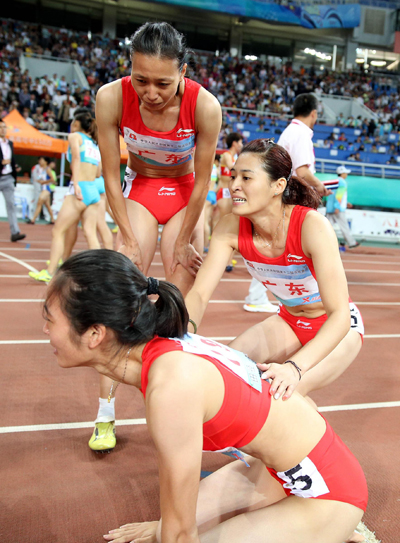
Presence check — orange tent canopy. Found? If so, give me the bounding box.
[5,109,130,162]
[3,110,68,158]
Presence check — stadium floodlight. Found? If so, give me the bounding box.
[371,60,386,67]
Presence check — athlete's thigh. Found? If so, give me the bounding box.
[125,198,159,274]
[54,195,85,233]
[297,328,362,396]
[97,193,107,219]
[82,202,100,228]
[196,457,286,534]
[229,314,302,364]
[200,495,363,543]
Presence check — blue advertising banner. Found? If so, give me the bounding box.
[149,0,361,29]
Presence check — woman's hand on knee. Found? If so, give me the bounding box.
[257,362,300,401]
[103,520,159,543]
[118,243,144,272]
[171,240,203,277]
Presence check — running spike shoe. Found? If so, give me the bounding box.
[46,258,63,267]
[88,421,116,451]
[28,269,52,283]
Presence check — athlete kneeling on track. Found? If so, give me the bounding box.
[185,139,364,403]
[43,249,367,543]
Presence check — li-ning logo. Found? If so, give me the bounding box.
[158,186,176,196]
[296,319,312,329]
[176,128,195,138]
[288,254,303,260]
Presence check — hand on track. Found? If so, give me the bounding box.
[103,520,159,543]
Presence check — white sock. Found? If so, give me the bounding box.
[95,397,115,423]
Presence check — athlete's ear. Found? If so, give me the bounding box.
[180,63,187,80]
[274,177,287,196]
[86,324,107,350]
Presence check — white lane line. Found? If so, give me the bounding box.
[0,418,147,434]
[0,251,37,272]
[1,401,399,434]
[0,259,47,263]
[319,401,400,413]
[0,275,33,278]
[2,333,400,346]
[344,269,400,274]
[0,340,50,345]
[348,282,400,286]
[2,334,398,344]
[342,260,400,266]
[2,299,400,307]
[0,299,45,302]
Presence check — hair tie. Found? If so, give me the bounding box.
[147,277,159,295]
[287,170,293,184]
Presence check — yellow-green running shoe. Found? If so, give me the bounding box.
[46,258,63,267]
[88,421,116,451]
[28,269,52,283]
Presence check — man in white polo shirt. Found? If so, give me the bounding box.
[278,93,328,197]
[244,93,328,313]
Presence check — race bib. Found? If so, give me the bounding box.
[349,302,364,336]
[176,334,262,392]
[277,457,329,498]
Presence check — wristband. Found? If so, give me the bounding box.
[284,360,302,381]
[188,319,197,334]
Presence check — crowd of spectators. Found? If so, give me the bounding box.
[1,16,400,145]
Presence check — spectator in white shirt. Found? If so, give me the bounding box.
[278,93,327,196]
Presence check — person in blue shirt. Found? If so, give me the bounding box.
[325,166,360,249]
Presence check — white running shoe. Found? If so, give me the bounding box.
[243,303,278,313]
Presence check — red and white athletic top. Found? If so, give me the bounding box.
[120,76,201,169]
[220,152,238,177]
[239,205,321,307]
[141,334,271,452]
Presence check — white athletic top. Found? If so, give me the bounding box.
[278,119,315,175]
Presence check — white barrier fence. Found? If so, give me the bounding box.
[0,184,113,223]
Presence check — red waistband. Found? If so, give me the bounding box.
[131,171,194,184]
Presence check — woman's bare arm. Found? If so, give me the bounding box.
[96,82,143,269]
[146,353,205,543]
[171,88,222,277]
[185,214,239,330]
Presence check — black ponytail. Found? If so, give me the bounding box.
[74,111,98,144]
[282,174,321,209]
[45,250,188,347]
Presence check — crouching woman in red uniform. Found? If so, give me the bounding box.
[43,249,367,543]
[185,139,364,403]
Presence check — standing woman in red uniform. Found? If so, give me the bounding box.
[92,22,221,450]
[185,139,364,403]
